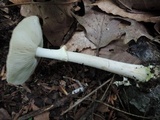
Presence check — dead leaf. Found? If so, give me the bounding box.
[108,110,115,120]
[0,3,19,30]
[22,83,32,93]
[73,10,125,48]
[108,94,117,105]
[0,3,9,13]
[20,3,74,46]
[99,39,141,64]
[115,0,160,12]
[60,80,67,86]
[97,104,110,113]
[0,65,6,80]
[13,105,30,120]
[74,107,87,120]
[31,100,50,120]
[59,86,68,95]
[80,48,96,55]
[38,82,58,92]
[0,108,11,120]
[65,31,96,52]
[93,0,160,23]
[9,0,31,4]
[115,17,153,44]
[74,9,152,48]
[154,22,160,34]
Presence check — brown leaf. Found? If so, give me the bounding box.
[65,31,96,52]
[73,10,125,48]
[115,0,160,12]
[38,82,59,91]
[154,22,160,34]
[99,39,141,64]
[0,108,11,120]
[59,85,67,95]
[75,48,95,56]
[74,9,152,48]
[108,94,117,105]
[93,0,160,23]
[31,101,50,120]
[20,4,74,46]
[0,65,6,80]
[117,18,153,44]
[97,104,110,113]
[9,0,31,4]
[74,107,87,120]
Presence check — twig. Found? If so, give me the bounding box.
[62,19,77,45]
[63,76,87,94]
[18,95,72,120]
[96,100,160,120]
[61,79,111,115]
[101,76,114,101]
[0,0,79,8]
[79,77,114,120]
[93,113,105,120]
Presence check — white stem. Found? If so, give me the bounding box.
[36,46,153,82]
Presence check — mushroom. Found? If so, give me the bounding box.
[6,16,160,85]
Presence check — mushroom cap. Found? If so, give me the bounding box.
[7,16,43,85]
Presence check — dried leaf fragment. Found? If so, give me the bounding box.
[115,0,160,12]
[0,108,11,120]
[31,100,50,120]
[9,0,31,4]
[99,39,141,64]
[65,31,96,52]
[93,0,160,23]
[21,4,74,46]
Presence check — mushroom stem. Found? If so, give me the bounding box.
[7,16,159,85]
[36,46,156,82]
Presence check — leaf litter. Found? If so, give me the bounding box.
[1,0,160,120]
[93,0,160,23]
[20,0,75,46]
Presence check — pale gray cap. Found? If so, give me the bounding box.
[7,16,43,85]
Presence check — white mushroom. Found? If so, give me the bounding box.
[6,16,159,85]
[7,16,43,85]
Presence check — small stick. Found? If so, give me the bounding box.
[0,0,79,8]
[96,100,159,120]
[61,79,111,115]
[18,96,71,120]
[79,77,114,120]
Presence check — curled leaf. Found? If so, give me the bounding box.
[93,0,160,23]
